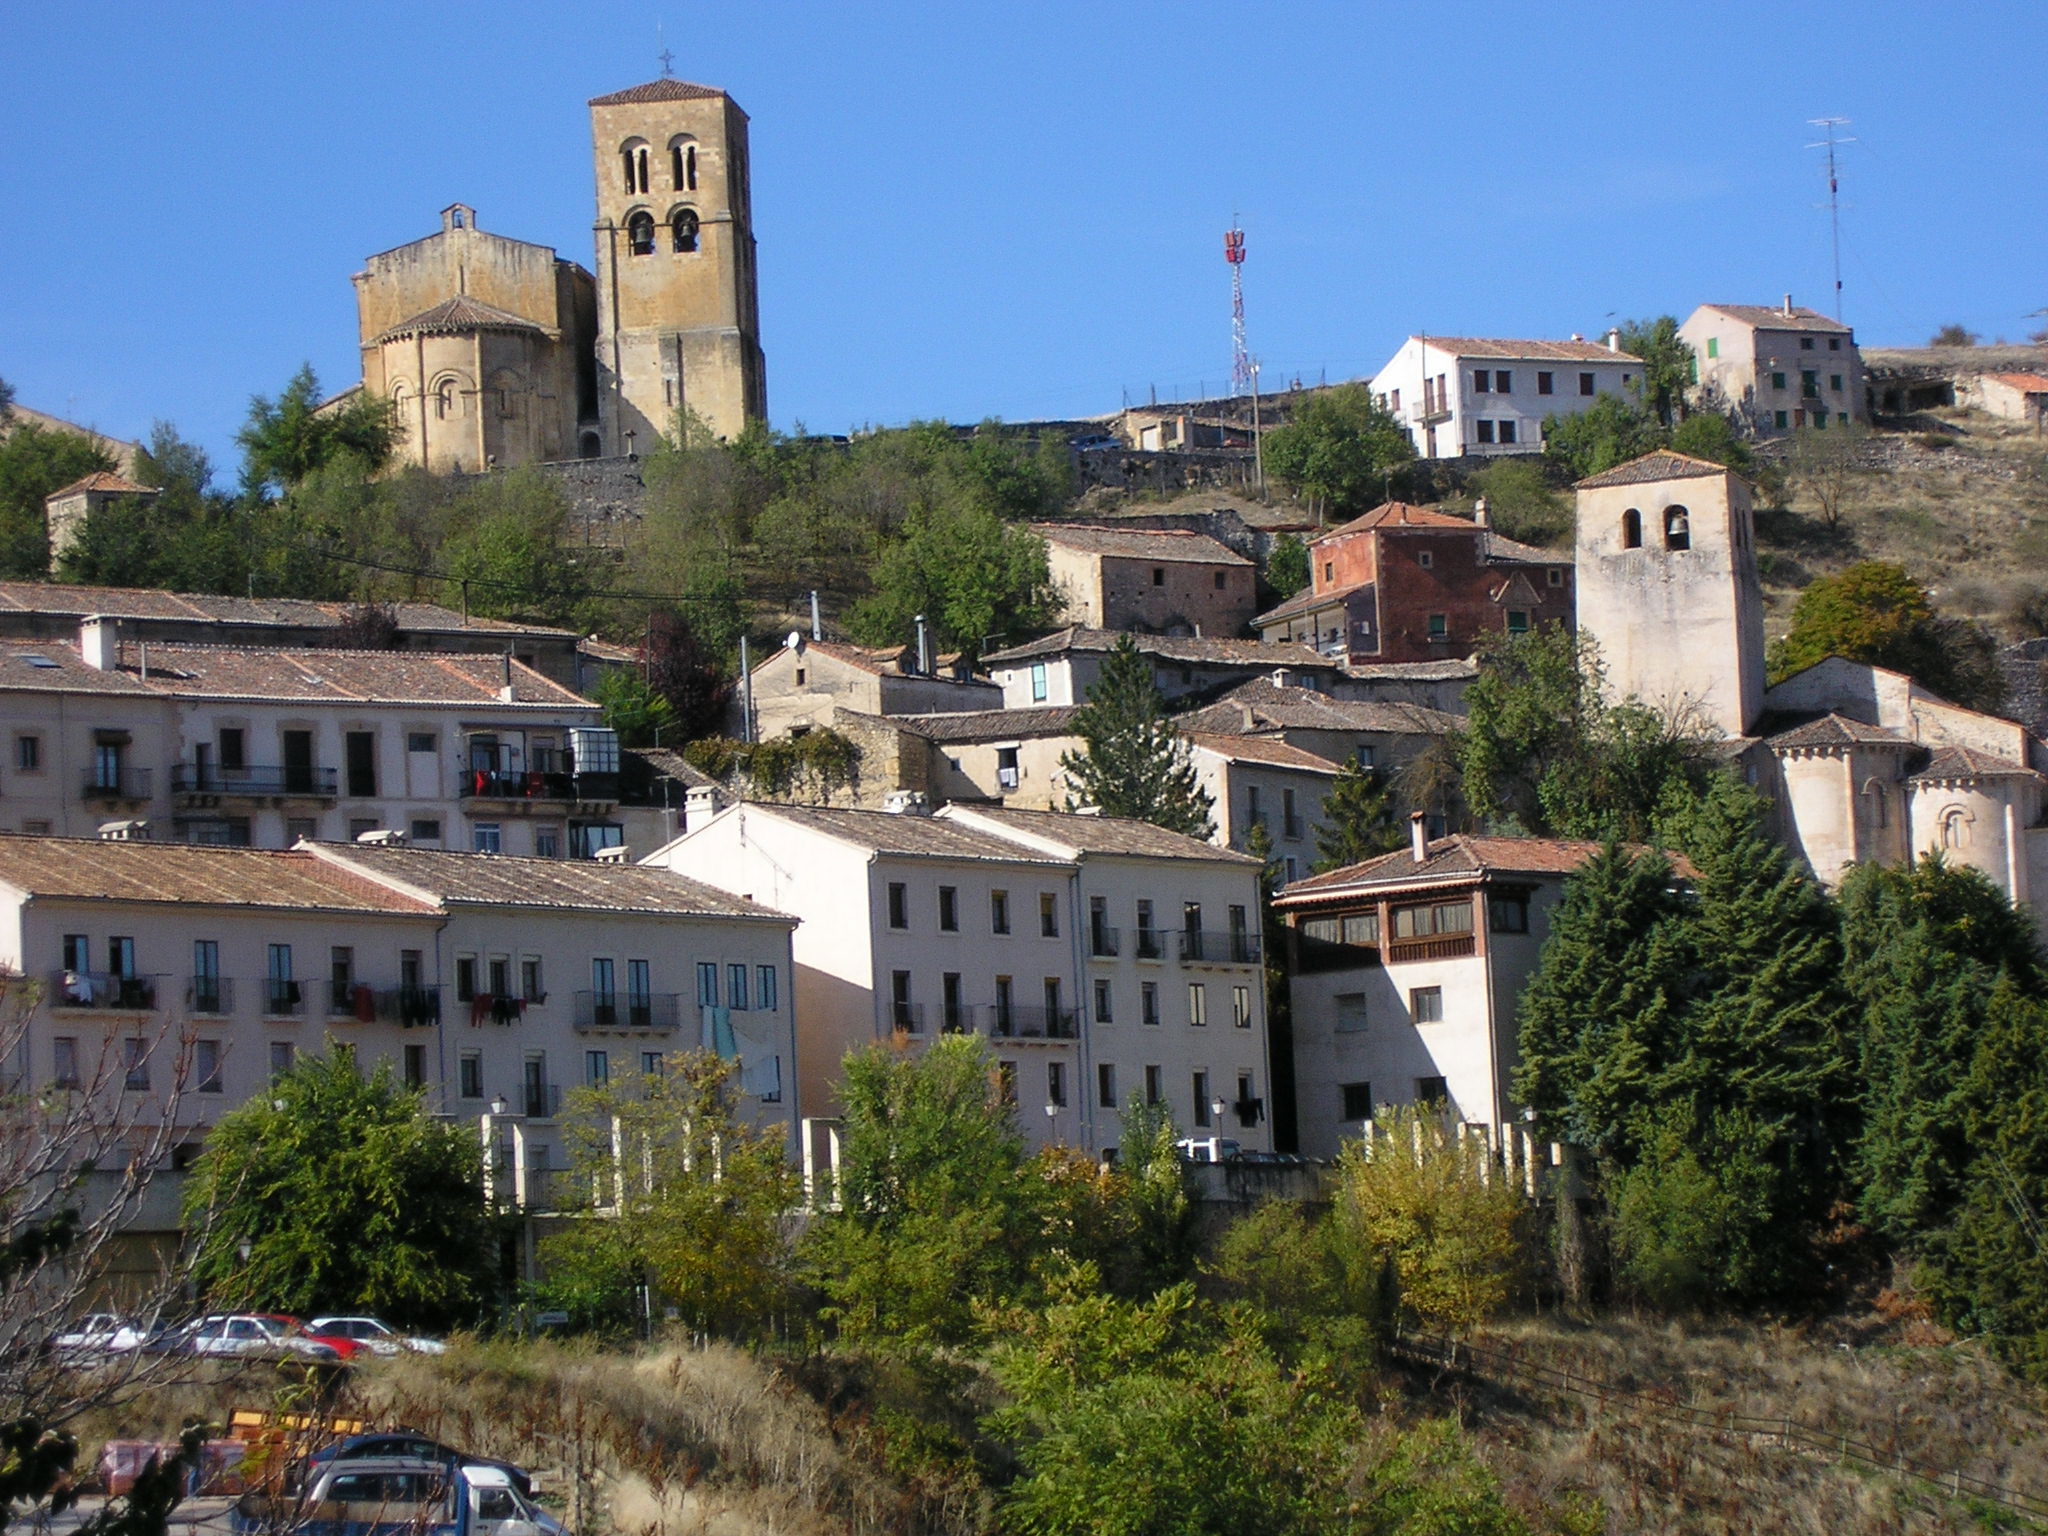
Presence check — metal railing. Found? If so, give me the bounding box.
[1133,929,1165,960]
[49,971,160,1010]
[572,990,680,1030]
[171,764,338,797]
[1089,924,1120,957]
[888,1003,925,1034]
[376,985,443,1028]
[1179,930,1261,964]
[988,1005,1079,1040]
[462,769,619,803]
[81,768,151,800]
[261,979,305,1017]
[186,977,233,1015]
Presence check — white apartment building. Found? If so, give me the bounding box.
[644,802,1272,1159]
[1369,335,1644,459]
[0,837,798,1227]
[0,619,619,858]
[1276,827,1613,1159]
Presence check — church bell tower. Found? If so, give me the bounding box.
[588,75,766,451]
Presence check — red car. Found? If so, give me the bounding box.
[262,1315,372,1361]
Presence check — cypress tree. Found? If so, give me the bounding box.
[1058,636,1214,839]
[1310,760,1403,873]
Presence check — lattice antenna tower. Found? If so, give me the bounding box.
[1806,117,1853,321]
[1225,222,1251,397]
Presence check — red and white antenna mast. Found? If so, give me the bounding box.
[1224,222,1251,397]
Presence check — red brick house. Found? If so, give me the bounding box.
[1254,502,1571,663]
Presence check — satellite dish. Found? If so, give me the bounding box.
[786,630,803,650]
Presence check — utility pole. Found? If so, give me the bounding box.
[1807,117,1853,322]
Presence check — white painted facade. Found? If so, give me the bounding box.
[1368,336,1643,460]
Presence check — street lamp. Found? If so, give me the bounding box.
[1210,1094,1230,1127]
[490,1093,509,1117]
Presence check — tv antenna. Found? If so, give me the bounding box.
[1806,117,1854,321]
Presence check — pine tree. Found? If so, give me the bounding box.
[1310,761,1403,873]
[1058,636,1214,839]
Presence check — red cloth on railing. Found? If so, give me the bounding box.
[352,984,375,1023]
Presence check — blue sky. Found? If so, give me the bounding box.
[4,1,2044,477]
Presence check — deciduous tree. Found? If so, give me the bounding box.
[1541,394,1665,481]
[1262,384,1418,519]
[1615,315,1695,427]
[1768,559,2006,711]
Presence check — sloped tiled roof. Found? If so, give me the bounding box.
[1765,713,1910,750]
[48,471,155,498]
[1697,303,1853,334]
[0,637,592,708]
[982,626,1337,671]
[1253,578,1370,629]
[940,805,1259,864]
[0,581,571,638]
[313,843,783,921]
[1279,835,1691,899]
[1031,523,1252,566]
[589,79,728,105]
[1485,530,1566,565]
[1574,450,1733,490]
[373,295,547,344]
[0,839,439,915]
[735,804,1071,864]
[1908,747,2042,782]
[1988,373,2048,393]
[631,747,717,790]
[1416,337,1644,362]
[881,705,1084,744]
[1346,657,1482,682]
[1184,732,1342,773]
[1176,678,1460,737]
[1317,502,1477,541]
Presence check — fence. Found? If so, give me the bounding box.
[1390,1330,2048,1522]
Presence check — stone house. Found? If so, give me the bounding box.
[645,801,1272,1162]
[1368,335,1644,459]
[1032,523,1257,636]
[1185,734,1339,883]
[744,634,1000,738]
[983,627,1344,709]
[42,474,157,563]
[1678,299,1864,436]
[1254,502,1571,663]
[1973,372,2048,429]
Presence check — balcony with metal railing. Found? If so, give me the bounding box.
[461,769,620,806]
[1088,923,1120,958]
[1177,930,1262,965]
[81,768,152,802]
[887,1003,926,1035]
[375,985,444,1028]
[186,977,233,1015]
[172,764,338,799]
[261,979,306,1018]
[50,972,161,1010]
[573,990,680,1031]
[1133,929,1165,960]
[987,1005,1079,1041]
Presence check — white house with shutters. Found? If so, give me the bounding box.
[1368,335,1645,459]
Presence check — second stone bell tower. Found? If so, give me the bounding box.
[589,75,766,452]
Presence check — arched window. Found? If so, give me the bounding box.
[627,211,656,256]
[1940,807,1970,850]
[1664,505,1691,550]
[1861,779,1889,829]
[434,379,457,420]
[670,137,698,191]
[620,139,651,194]
[671,208,699,253]
[1621,508,1642,549]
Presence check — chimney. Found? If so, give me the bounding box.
[1782,293,1794,317]
[810,589,822,642]
[80,615,118,671]
[97,819,151,841]
[1472,497,1490,528]
[1238,702,1256,731]
[884,790,932,816]
[1605,328,1621,352]
[356,827,409,847]
[1409,810,1428,863]
[913,614,931,676]
[497,650,515,703]
[593,844,631,863]
[1569,332,1583,342]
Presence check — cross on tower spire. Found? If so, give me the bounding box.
[657,25,674,77]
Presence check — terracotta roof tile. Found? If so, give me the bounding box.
[0,839,440,915]
[1908,746,2042,782]
[630,747,717,789]
[1278,834,1691,899]
[589,79,728,105]
[1316,502,1478,541]
[1253,578,1370,629]
[1988,373,2048,393]
[939,805,1259,864]
[373,295,547,344]
[731,804,1070,863]
[1184,732,1342,772]
[983,626,1339,672]
[313,843,784,921]
[1416,337,1645,362]
[1030,524,1252,566]
[1765,713,1910,750]
[1698,303,1853,334]
[47,472,154,498]
[1573,450,1734,489]
[1176,678,1460,736]
[879,705,1084,743]
[0,580,571,638]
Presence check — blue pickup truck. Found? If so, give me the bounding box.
[234,1457,566,1536]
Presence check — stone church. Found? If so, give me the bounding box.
[346,76,766,472]
[1574,449,2048,934]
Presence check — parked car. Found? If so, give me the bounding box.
[299,1435,533,1499]
[240,1456,562,1536]
[1068,433,1121,452]
[52,1313,149,1353]
[172,1313,347,1362]
[306,1316,448,1357]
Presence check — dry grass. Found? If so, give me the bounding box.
[1757,411,2048,642]
[1437,1305,2048,1534]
